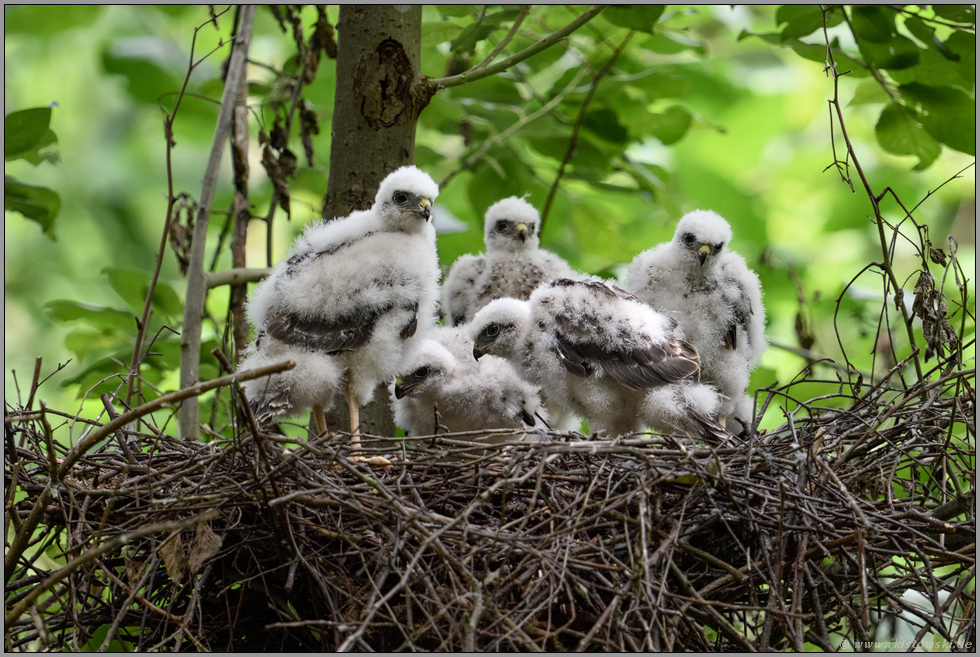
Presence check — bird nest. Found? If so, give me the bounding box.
[4,367,975,652]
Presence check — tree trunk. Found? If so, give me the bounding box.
[321,4,430,436]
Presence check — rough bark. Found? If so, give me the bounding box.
[229,66,251,363]
[321,4,429,436]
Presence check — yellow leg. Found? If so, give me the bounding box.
[347,378,361,453]
[313,404,328,436]
[345,375,390,469]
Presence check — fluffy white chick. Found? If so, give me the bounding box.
[469,278,729,442]
[389,327,547,440]
[625,210,766,430]
[442,196,574,326]
[241,166,441,461]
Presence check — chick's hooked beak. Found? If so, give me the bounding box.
[417,197,432,221]
[697,243,711,267]
[393,377,410,399]
[472,344,486,361]
[516,222,529,243]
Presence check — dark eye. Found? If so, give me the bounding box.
[715,242,724,251]
[495,220,509,232]
[486,324,500,338]
[414,366,429,378]
[527,223,536,233]
[393,192,409,205]
[682,233,696,245]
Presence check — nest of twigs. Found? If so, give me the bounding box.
[4,366,975,652]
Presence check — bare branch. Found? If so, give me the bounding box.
[179,6,257,440]
[429,5,605,90]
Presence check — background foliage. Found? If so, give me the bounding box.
[4,4,975,435]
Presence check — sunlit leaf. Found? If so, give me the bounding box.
[848,79,890,106]
[899,83,976,155]
[874,103,942,170]
[4,176,61,238]
[4,4,103,35]
[648,106,693,146]
[858,34,921,70]
[45,300,136,333]
[603,5,665,34]
[4,107,52,159]
[931,5,976,24]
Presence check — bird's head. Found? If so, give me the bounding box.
[468,298,530,360]
[484,196,541,251]
[376,166,439,231]
[393,340,453,399]
[673,210,732,268]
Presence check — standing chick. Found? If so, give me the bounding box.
[625,210,766,430]
[241,166,441,464]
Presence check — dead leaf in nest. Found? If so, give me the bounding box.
[912,270,959,360]
[160,534,188,585]
[126,557,143,588]
[188,522,223,574]
[929,247,948,267]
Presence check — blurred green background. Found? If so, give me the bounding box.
[4,5,974,435]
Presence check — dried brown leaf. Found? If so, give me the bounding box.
[188,522,223,573]
[160,534,187,585]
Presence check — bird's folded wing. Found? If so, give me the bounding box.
[266,306,392,354]
[724,286,754,351]
[554,315,700,390]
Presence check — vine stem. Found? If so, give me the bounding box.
[179,6,257,440]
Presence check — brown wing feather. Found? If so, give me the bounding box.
[554,314,700,390]
[266,306,390,354]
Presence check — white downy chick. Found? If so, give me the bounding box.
[625,210,766,429]
[443,196,574,326]
[469,278,729,441]
[241,166,441,458]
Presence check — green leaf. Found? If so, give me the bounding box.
[899,83,976,155]
[647,106,693,145]
[642,31,704,55]
[44,300,136,333]
[603,5,665,34]
[437,6,475,18]
[931,5,976,24]
[945,31,976,85]
[848,79,890,106]
[858,34,921,70]
[583,108,629,144]
[902,16,935,46]
[776,5,842,41]
[4,5,103,35]
[889,47,972,87]
[4,176,60,238]
[787,41,871,78]
[450,10,519,56]
[875,103,941,169]
[423,20,465,46]
[102,267,182,318]
[101,39,183,104]
[4,107,52,159]
[8,129,60,166]
[851,5,896,43]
